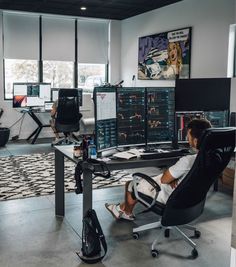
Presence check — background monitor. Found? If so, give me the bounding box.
[175,110,229,142]
[146,87,175,144]
[175,78,231,111]
[204,110,229,127]
[13,83,51,108]
[117,87,145,147]
[175,111,204,142]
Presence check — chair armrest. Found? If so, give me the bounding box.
[133,172,161,192]
[132,172,161,209]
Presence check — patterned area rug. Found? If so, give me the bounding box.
[0,152,133,201]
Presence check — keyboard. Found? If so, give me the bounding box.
[140,149,190,160]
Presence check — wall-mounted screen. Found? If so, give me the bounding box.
[117,87,145,147]
[175,78,231,111]
[13,83,51,108]
[147,87,175,144]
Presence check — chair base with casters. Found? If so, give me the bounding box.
[133,220,200,258]
[51,133,79,146]
[131,180,201,259]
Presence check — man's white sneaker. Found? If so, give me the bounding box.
[105,203,135,221]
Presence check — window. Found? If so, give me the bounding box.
[3,12,39,99]
[227,24,236,77]
[2,12,109,98]
[42,17,75,89]
[78,63,106,93]
[4,59,38,99]
[43,61,74,88]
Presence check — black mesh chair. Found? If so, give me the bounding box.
[132,128,235,259]
[230,112,236,127]
[54,89,82,145]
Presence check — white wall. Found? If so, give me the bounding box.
[109,20,121,85]
[121,0,235,87]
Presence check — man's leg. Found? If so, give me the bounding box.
[50,119,60,139]
[120,181,137,215]
[105,181,137,221]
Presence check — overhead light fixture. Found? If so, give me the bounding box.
[80,6,87,11]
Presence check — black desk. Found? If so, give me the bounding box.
[25,109,51,144]
[54,145,179,217]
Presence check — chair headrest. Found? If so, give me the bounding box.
[197,127,236,150]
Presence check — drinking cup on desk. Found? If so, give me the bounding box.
[73,145,82,158]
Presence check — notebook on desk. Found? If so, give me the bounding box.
[113,149,141,160]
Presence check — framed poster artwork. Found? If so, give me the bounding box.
[138,27,191,80]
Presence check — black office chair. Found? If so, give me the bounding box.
[132,128,235,259]
[54,89,82,145]
[230,112,236,127]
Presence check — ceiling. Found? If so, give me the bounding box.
[0,0,182,20]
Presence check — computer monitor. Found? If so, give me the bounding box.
[13,83,51,108]
[146,87,175,144]
[117,87,145,147]
[94,87,117,152]
[204,110,229,127]
[175,110,229,143]
[175,111,204,142]
[175,78,231,111]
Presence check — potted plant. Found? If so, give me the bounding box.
[0,108,10,147]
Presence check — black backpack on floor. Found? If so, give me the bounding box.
[76,209,107,264]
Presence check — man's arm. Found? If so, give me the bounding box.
[160,169,175,185]
[161,170,179,189]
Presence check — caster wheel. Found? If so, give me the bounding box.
[194,230,201,238]
[151,249,159,258]
[191,248,198,259]
[164,229,170,238]
[133,232,139,240]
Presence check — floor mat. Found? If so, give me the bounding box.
[0,152,133,200]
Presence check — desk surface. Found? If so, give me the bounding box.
[54,145,180,170]
[54,145,182,217]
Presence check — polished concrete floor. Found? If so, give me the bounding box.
[0,140,234,267]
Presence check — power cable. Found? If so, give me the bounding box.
[9,113,25,129]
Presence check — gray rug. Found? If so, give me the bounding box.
[0,152,133,201]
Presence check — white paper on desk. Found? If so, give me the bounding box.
[113,149,141,160]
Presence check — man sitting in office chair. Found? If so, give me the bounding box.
[105,118,212,221]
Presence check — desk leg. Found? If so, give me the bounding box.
[83,164,93,217]
[55,149,65,217]
[26,127,39,141]
[31,127,42,144]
